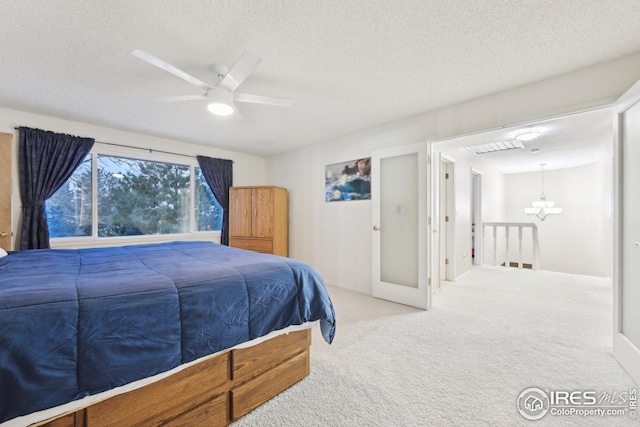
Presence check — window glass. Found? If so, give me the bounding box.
[97,156,190,237]
[195,167,223,231]
[46,153,224,239]
[46,155,92,237]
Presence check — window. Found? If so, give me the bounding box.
[46,155,92,238]
[46,152,223,239]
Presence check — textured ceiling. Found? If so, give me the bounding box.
[2,1,640,157]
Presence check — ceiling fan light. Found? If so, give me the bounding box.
[207,102,234,116]
[207,89,234,116]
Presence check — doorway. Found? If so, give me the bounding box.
[471,169,482,266]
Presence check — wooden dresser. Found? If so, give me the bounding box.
[229,186,288,256]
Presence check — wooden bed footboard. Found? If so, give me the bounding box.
[35,329,311,427]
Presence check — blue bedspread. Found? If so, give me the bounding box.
[0,241,335,423]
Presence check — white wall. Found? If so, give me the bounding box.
[505,152,612,278]
[0,108,267,250]
[267,53,640,294]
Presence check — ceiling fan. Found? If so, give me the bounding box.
[132,49,294,116]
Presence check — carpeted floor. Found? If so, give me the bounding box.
[232,267,639,426]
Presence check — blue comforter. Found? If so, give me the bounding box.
[0,241,335,423]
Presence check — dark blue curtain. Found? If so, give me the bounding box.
[19,127,94,249]
[196,156,233,245]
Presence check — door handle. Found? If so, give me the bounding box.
[372,225,380,231]
[635,242,640,247]
[0,232,8,238]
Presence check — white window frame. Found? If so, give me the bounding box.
[50,143,221,249]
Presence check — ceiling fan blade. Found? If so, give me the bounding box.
[235,92,294,107]
[218,51,261,92]
[159,94,208,103]
[132,49,211,92]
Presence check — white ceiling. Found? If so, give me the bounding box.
[2,1,640,157]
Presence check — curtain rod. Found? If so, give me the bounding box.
[14,127,233,162]
[94,140,197,159]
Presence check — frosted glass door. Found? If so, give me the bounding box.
[372,143,430,309]
[380,153,419,287]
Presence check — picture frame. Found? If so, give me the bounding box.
[325,157,371,202]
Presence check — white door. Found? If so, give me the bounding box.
[372,142,430,309]
[613,79,640,386]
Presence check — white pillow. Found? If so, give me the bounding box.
[0,248,7,258]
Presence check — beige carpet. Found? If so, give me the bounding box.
[232,267,639,426]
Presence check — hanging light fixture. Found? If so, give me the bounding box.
[525,163,562,221]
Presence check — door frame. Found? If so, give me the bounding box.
[438,154,455,282]
[612,79,640,386]
[371,141,431,310]
[0,133,13,251]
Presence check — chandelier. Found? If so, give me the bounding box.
[525,163,562,221]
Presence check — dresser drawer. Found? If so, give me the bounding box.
[230,238,273,253]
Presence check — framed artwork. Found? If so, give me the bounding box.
[325,157,371,202]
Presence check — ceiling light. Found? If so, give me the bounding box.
[207,103,233,116]
[515,131,541,141]
[207,89,234,116]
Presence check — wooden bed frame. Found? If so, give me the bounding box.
[34,329,311,427]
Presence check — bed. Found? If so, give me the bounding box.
[0,241,335,426]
